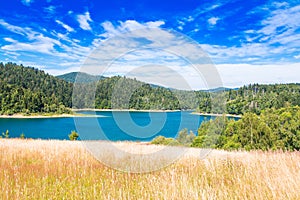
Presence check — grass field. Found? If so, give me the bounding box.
[0,139,299,199]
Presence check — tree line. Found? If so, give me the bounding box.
[0,62,72,115]
[2,62,300,117]
[152,106,300,151]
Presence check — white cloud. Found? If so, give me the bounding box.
[100,20,165,39]
[200,5,300,64]
[55,20,74,32]
[21,0,34,6]
[44,6,56,15]
[0,20,61,54]
[294,55,300,59]
[0,19,93,71]
[76,11,92,31]
[3,37,17,43]
[207,17,220,26]
[216,63,300,88]
[0,19,30,36]
[178,26,183,31]
[258,5,300,43]
[45,66,81,76]
[273,2,289,8]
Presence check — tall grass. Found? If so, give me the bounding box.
[0,139,299,199]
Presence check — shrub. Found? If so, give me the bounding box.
[68,130,79,141]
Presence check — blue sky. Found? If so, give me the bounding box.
[0,0,300,88]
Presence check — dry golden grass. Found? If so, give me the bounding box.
[0,139,299,200]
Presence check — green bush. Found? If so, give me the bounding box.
[151,136,179,146]
[68,130,79,141]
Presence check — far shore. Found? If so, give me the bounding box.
[72,108,181,112]
[0,113,104,119]
[0,110,241,119]
[0,109,181,119]
[191,112,242,118]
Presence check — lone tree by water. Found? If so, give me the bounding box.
[68,130,79,141]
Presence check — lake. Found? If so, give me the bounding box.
[0,111,216,141]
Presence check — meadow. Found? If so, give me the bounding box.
[0,139,299,199]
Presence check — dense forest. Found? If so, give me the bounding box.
[0,62,72,115]
[151,106,300,151]
[191,106,300,151]
[71,75,202,110]
[1,62,300,116]
[196,83,300,115]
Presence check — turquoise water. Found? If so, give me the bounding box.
[0,111,214,141]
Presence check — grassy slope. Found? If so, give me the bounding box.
[0,139,299,199]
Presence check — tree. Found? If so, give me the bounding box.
[20,133,25,139]
[176,129,196,146]
[68,130,79,141]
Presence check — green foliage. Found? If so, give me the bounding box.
[151,136,179,146]
[151,129,196,146]
[75,76,184,110]
[0,62,72,115]
[193,106,300,151]
[191,116,228,148]
[225,83,300,115]
[20,133,25,139]
[2,62,300,116]
[68,130,79,141]
[2,130,9,138]
[176,128,196,146]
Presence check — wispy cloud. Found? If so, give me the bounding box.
[21,0,34,6]
[197,3,300,65]
[0,19,93,70]
[44,5,56,15]
[76,11,93,31]
[100,20,165,39]
[0,19,60,54]
[55,20,74,32]
[207,17,220,26]
[216,63,300,88]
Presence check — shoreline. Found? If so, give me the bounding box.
[0,113,80,119]
[0,113,102,119]
[0,109,181,119]
[0,110,242,119]
[72,108,181,112]
[191,112,242,118]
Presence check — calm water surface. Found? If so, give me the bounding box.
[0,111,215,141]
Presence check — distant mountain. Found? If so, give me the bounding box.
[57,72,105,83]
[201,87,237,92]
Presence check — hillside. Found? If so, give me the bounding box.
[196,83,300,115]
[1,62,300,115]
[56,72,105,83]
[0,62,72,115]
[73,76,186,110]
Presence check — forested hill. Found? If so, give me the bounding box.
[57,72,105,83]
[224,83,300,115]
[1,62,300,115]
[0,62,72,115]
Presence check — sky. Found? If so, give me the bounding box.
[0,0,300,89]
